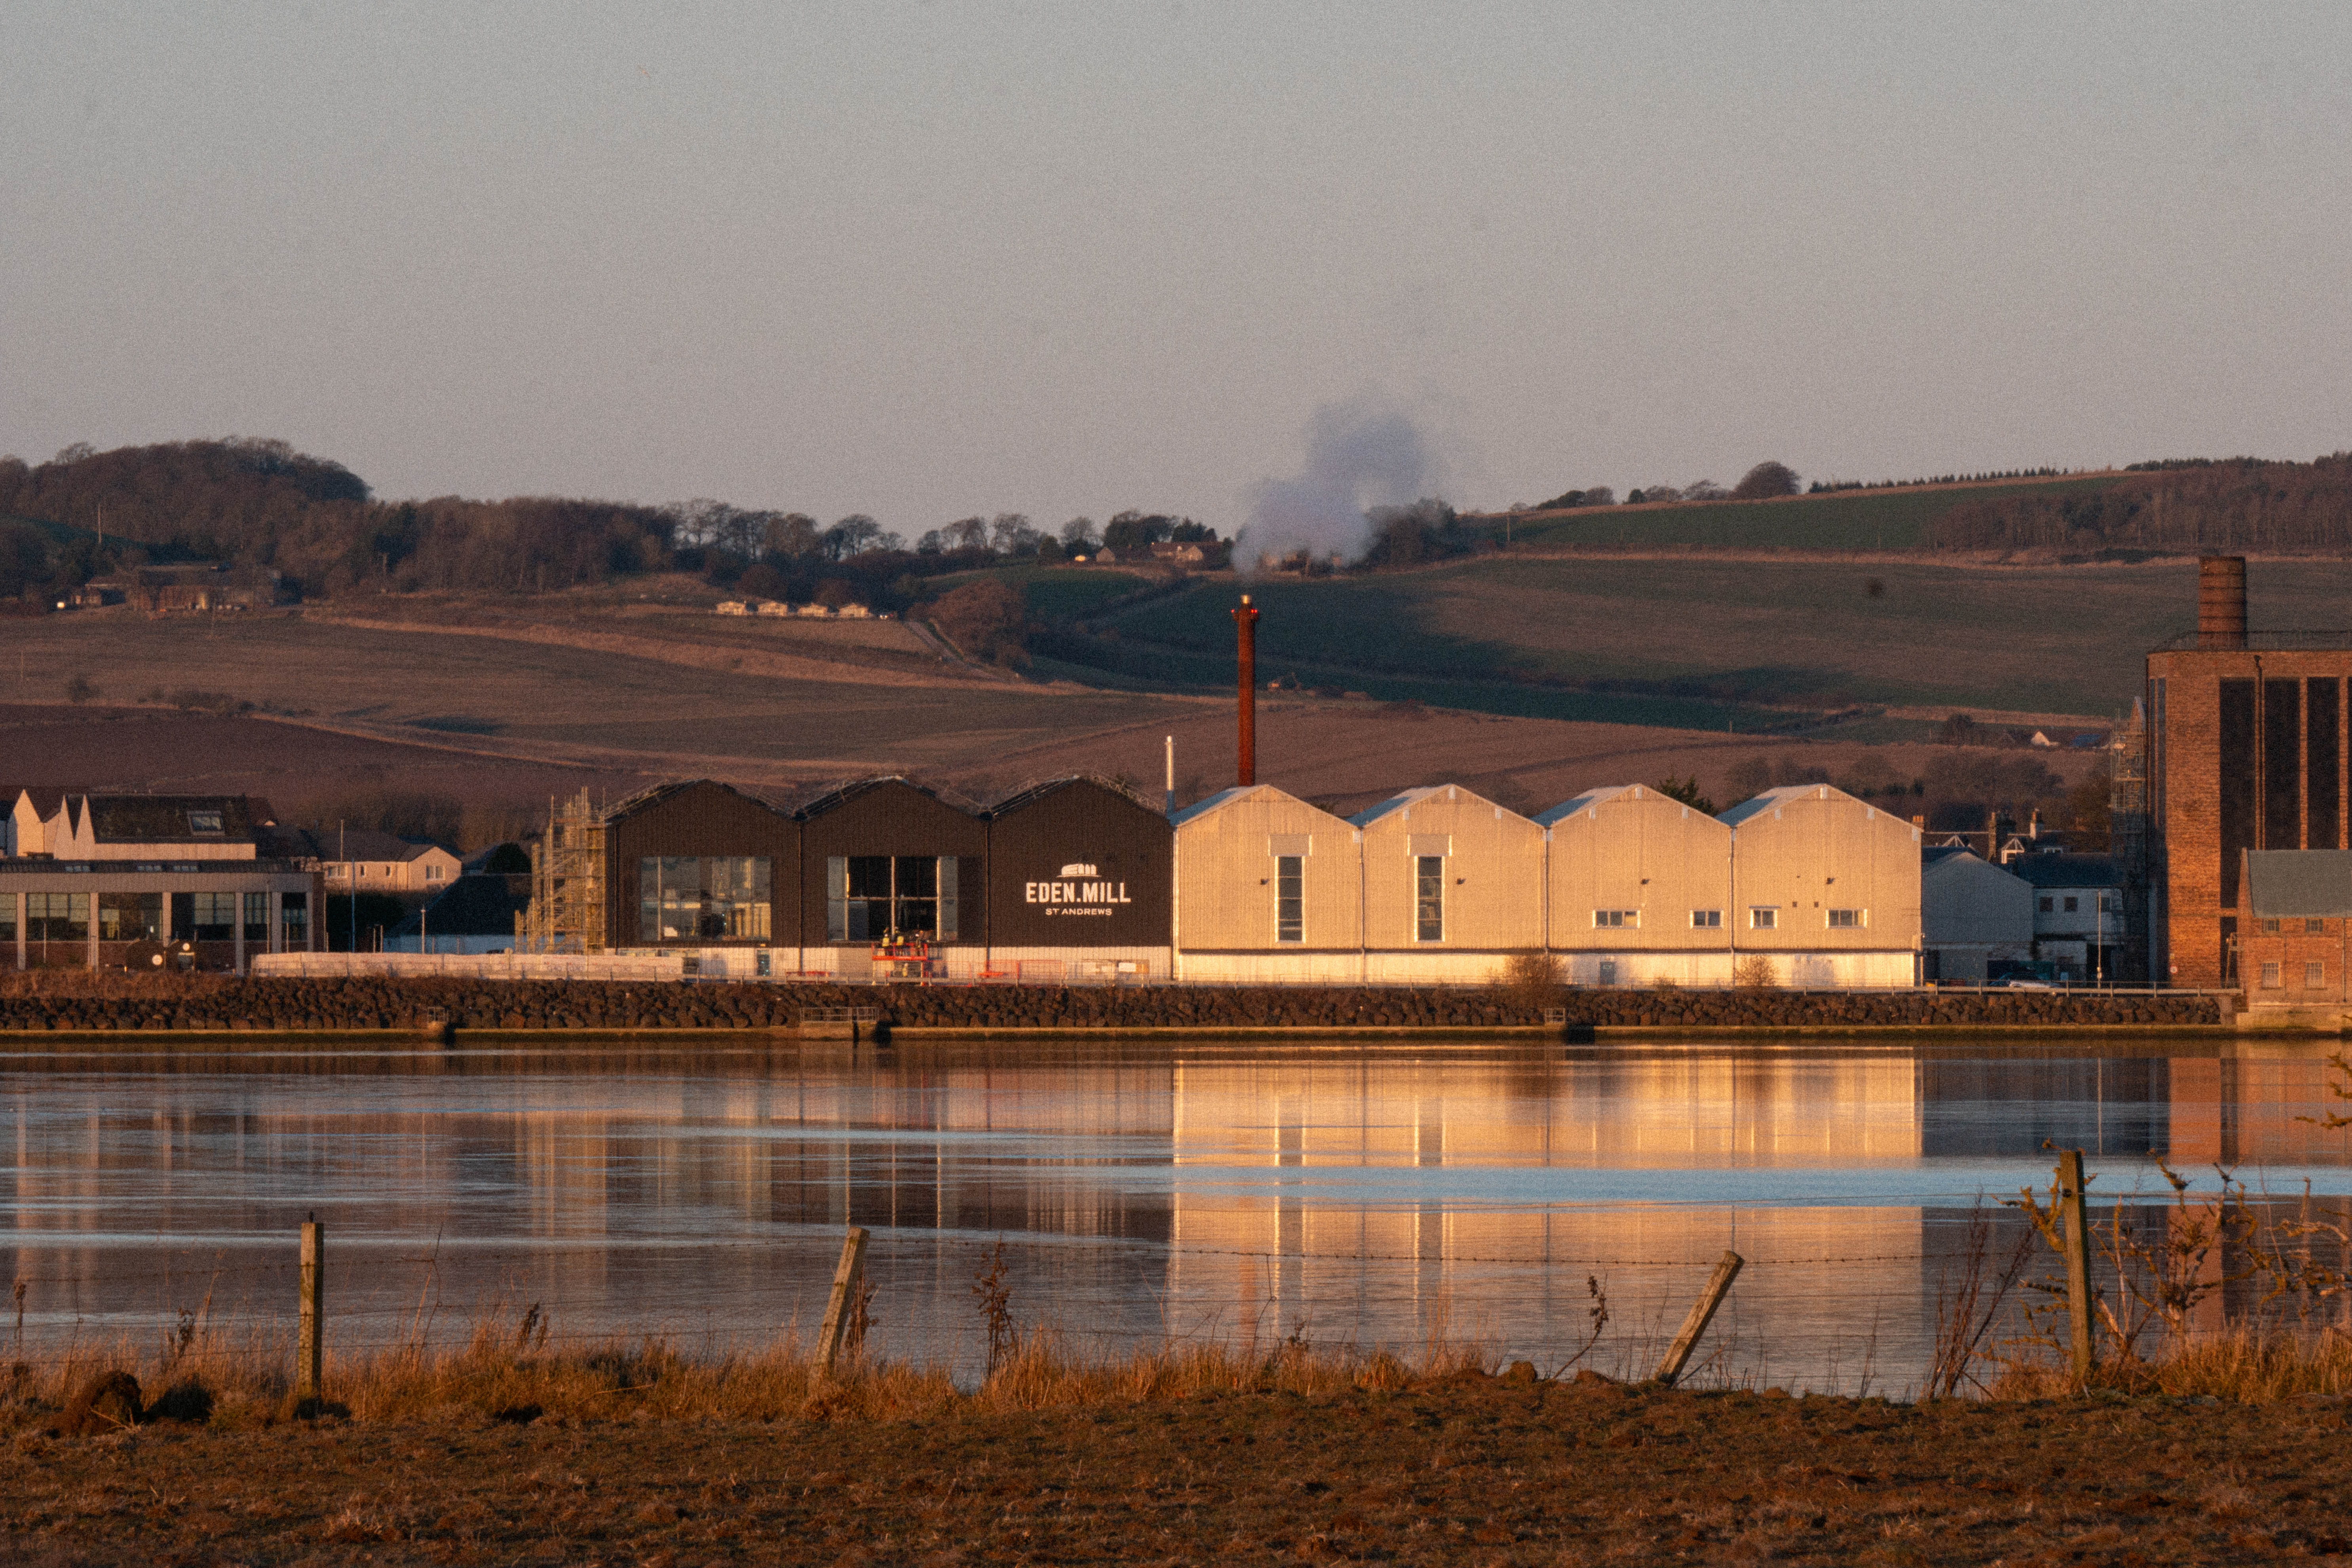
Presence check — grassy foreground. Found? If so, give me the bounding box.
[8,1329,2352,1565]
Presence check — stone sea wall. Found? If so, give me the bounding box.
[0,977,2223,1033]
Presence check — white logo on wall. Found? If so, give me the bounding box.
[1027,860,1131,917]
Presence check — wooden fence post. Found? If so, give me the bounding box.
[2058,1148,2095,1381]
[298,1218,324,1401]
[1653,1250,1743,1386]
[815,1226,870,1371]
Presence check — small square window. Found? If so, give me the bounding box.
[2309,918,2327,934]
[2062,896,2079,913]
[2261,961,2283,989]
[2260,917,2281,935]
[2306,961,2326,988]
[2039,896,2054,913]
[1690,909,1722,929]
[1749,908,1777,930]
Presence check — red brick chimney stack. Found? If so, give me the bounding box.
[2198,555,2247,650]
[1232,594,1259,787]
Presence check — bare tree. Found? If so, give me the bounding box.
[1059,516,1099,549]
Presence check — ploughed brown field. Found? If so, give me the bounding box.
[1,590,2103,823]
[6,1375,2347,1565]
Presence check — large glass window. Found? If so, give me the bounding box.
[244,892,271,943]
[99,892,163,942]
[281,891,308,949]
[640,857,772,942]
[1276,855,1303,943]
[28,892,90,943]
[0,894,15,943]
[825,856,957,942]
[172,892,237,941]
[1414,856,1444,942]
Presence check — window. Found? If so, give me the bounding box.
[1415,856,1444,942]
[823,856,954,943]
[1691,909,1722,929]
[2307,961,2326,989]
[2039,896,2054,913]
[27,892,90,942]
[1749,907,1777,930]
[2063,896,2079,913]
[2260,917,2281,935]
[2309,918,2328,934]
[244,892,270,944]
[0,895,14,943]
[642,857,772,942]
[1828,909,1863,929]
[1593,909,1636,929]
[2261,961,2283,989]
[425,864,445,883]
[173,892,236,942]
[281,892,308,949]
[1276,855,1304,943]
[98,892,162,942]
[186,810,223,834]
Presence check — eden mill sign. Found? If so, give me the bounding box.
[1025,862,1133,918]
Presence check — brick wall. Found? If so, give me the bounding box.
[2150,649,2352,988]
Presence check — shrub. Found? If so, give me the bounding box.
[1733,955,1777,989]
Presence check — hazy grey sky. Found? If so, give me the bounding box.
[5,2,2347,533]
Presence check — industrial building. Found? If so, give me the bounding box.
[2143,556,2352,988]
[1718,784,1925,988]
[1540,783,1736,987]
[1,789,321,970]
[1920,848,2034,983]
[2234,849,2352,1019]
[1170,785,1361,982]
[1350,784,1545,983]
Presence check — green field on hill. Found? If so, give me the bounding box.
[1031,554,2352,724]
[1494,475,2122,551]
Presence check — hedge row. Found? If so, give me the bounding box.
[0,977,2222,1033]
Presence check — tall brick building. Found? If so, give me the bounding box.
[2147,556,2352,988]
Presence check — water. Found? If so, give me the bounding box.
[5,1037,2351,1395]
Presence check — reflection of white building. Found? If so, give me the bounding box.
[1165,1055,1926,1353]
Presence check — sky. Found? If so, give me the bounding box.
[4,2,2348,535]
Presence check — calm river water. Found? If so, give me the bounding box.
[5,1038,2350,1395]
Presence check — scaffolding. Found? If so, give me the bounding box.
[2109,698,2151,982]
[516,789,607,954]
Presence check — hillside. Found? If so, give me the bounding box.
[1023,554,2352,730]
[1486,473,2126,551]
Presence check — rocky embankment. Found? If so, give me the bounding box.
[0,977,2222,1033]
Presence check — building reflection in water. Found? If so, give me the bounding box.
[2,1041,2348,1390]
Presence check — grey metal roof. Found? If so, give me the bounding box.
[2005,853,2119,889]
[2246,850,2352,917]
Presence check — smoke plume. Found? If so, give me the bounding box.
[1237,397,1443,571]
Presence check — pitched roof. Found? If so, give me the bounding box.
[1716,782,1876,828]
[319,827,452,862]
[987,774,1161,818]
[1167,783,1339,829]
[2005,853,2119,889]
[790,774,982,820]
[2245,850,2352,918]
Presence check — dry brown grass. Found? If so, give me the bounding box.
[2,1311,1484,1435]
[1989,1325,2352,1403]
[0,968,235,1002]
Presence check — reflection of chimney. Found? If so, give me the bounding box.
[1232,595,1259,786]
[2198,555,2247,649]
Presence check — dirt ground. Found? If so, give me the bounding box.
[5,1377,2346,1565]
